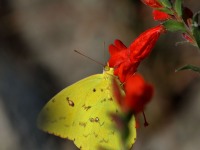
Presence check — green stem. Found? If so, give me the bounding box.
[170,8,198,47]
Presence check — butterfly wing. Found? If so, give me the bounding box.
[37,73,136,150]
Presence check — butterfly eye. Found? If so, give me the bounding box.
[104,65,110,71]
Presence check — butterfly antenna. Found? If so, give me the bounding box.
[74,50,105,67]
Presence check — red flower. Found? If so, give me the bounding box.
[109,25,165,82]
[153,10,171,21]
[124,74,153,113]
[182,33,195,44]
[113,74,153,114]
[141,0,163,8]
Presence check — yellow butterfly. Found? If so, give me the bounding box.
[37,66,136,150]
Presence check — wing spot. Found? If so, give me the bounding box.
[89,118,95,122]
[101,89,104,92]
[93,132,98,138]
[72,121,75,125]
[100,122,105,126]
[93,88,96,92]
[101,98,106,103]
[108,97,113,101]
[89,117,104,126]
[64,124,70,128]
[90,117,100,123]
[79,122,87,128]
[111,130,115,135]
[82,104,91,111]
[50,120,57,123]
[95,117,99,122]
[66,97,75,107]
[100,138,108,143]
[83,134,90,137]
[59,116,66,120]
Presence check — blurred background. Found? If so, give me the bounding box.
[0,0,200,150]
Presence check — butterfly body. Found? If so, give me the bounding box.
[37,68,136,150]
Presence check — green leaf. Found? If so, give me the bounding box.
[162,20,186,32]
[156,8,173,15]
[193,11,200,24]
[192,11,200,48]
[175,64,200,73]
[174,0,183,16]
[192,26,200,48]
[160,0,172,8]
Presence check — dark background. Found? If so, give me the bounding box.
[0,0,200,150]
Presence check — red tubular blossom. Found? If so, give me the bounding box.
[112,74,153,114]
[153,10,171,21]
[108,25,165,82]
[129,25,165,61]
[141,0,163,8]
[124,74,153,113]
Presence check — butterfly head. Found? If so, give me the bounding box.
[103,65,114,75]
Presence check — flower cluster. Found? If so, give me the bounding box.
[108,0,200,149]
[142,0,200,73]
[109,25,165,127]
[110,0,200,122]
[109,25,165,118]
[142,0,197,45]
[142,0,171,21]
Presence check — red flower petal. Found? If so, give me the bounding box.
[109,39,127,56]
[124,74,153,113]
[153,10,171,21]
[182,33,194,43]
[130,25,165,61]
[141,0,163,8]
[108,48,129,68]
[114,39,127,50]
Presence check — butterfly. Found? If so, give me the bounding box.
[37,66,136,150]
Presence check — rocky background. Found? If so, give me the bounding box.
[0,0,200,150]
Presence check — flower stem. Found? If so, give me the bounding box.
[170,8,198,47]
